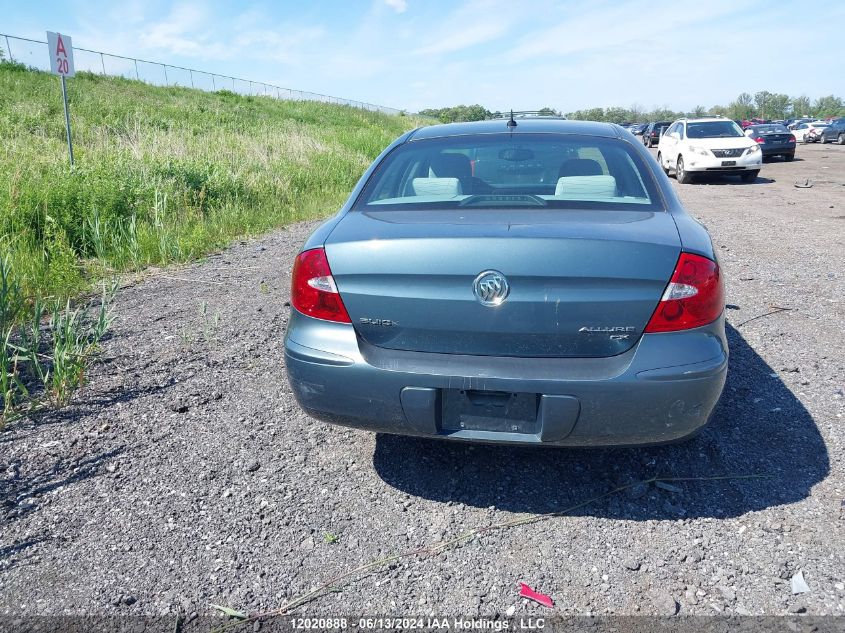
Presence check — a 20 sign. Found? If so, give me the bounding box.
[47,31,75,77]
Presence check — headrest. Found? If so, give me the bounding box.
[559,158,603,177]
[411,177,462,197]
[430,153,472,180]
[555,175,617,198]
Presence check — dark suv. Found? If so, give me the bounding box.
[819,118,845,144]
[643,121,672,147]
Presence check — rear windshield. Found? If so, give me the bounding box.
[354,134,664,212]
[687,121,745,138]
[755,124,789,133]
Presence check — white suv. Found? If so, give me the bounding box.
[656,117,762,184]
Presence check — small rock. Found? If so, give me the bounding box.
[655,481,683,493]
[648,589,678,616]
[505,605,516,617]
[624,558,641,571]
[222,489,232,499]
[122,595,137,606]
[787,603,806,614]
[246,460,260,473]
[734,606,752,616]
[624,482,648,499]
[717,586,736,602]
[662,500,686,516]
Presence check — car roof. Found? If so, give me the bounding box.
[407,118,620,141]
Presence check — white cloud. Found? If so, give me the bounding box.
[384,0,408,14]
[413,21,508,55]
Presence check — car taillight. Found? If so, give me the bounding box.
[291,248,351,323]
[755,137,765,144]
[788,135,796,142]
[644,253,724,333]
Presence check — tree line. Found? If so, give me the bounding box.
[420,92,845,124]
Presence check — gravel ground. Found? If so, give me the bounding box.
[1,142,844,620]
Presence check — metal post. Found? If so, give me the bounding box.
[232,77,235,90]
[134,58,139,80]
[100,52,106,74]
[211,74,216,90]
[189,69,194,88]
[60,75,74,166]
[163,64,168,84]
[4,35,12,62]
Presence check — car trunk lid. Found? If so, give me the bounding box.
[324,209,682,358]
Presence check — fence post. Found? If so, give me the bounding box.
[100,52,106,74]
[163,64,168,84]
[189,69,194,88]
[4,35,12,62]
[134,58,139,80]
[211,74,216,90]
[232,77,235,90]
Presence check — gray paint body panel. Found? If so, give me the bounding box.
[284,311,727,446]
[284,119,726,446]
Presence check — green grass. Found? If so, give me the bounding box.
[0,61,425,303]
[0,61,425,423]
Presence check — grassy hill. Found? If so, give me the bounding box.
[0,61,424,301]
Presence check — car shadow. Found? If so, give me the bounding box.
[372,324,828,520]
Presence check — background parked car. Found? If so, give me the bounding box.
[629,123,648,136]
[795,121,830,142]
[657,117,762,184]
[818,118,845,144]
[744,124,796,161]
[642,121,672,147]
[787,117,814,130]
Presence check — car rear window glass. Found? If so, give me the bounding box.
[354,134,664,212]
[755,125,789,133]
[687,121,745,138]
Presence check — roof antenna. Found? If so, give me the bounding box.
[506,109,517,128]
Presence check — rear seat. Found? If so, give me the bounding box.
[554,175,618,198]
[411,177,462,197]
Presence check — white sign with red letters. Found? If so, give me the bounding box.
[47,31,75,77]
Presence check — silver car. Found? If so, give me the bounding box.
[284,118,727,446]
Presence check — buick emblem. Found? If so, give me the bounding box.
[473,270,510,306]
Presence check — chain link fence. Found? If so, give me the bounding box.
[1,33,406,115]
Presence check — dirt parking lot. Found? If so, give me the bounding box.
[1,142,844,620]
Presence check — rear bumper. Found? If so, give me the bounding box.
[283,311,728,447]
[760,144,795,156]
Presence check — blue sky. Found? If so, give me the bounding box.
[2,0,843,112]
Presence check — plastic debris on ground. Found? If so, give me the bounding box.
[518,582,554,608]
[791,570,810,595]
